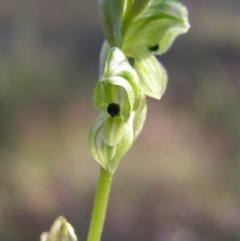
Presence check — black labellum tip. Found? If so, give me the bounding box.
[148,44,159,51]
[107,103,121,118]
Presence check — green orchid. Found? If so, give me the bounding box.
[99,0,190,100]
[87,1,190,237]
[38,1,190,241]
[92,0,190,171]
[89,47,145,173]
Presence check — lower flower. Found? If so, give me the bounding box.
[89,112,135,173]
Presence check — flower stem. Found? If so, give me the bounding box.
[87,167,113,241]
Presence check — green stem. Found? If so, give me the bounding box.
[87,167,113,241]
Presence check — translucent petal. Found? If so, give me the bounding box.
[133,92,147,140]
[107,112,134,173]
[89,112,134,173]
[89,113,116,169]
[150,1,190,54]
[104,48,141,109]
[103,116,125,146]
[131,0,154,18]
[93,80,113,111]
[133,49,167,99]
[121,0,154,36]
[108,76,133,112]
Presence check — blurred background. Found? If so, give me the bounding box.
[0,0,240,240]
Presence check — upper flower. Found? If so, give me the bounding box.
[122,0,190,55]
[98,0,190,99]
[99,0,190,54]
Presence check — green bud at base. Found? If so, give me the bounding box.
[40,216,78,241]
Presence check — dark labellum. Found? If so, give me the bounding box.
[148,44,159,51]
[107,103,121,118]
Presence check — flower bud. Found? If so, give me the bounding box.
[40,216,78,241]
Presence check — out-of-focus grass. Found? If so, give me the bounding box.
[0,0,240,241]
